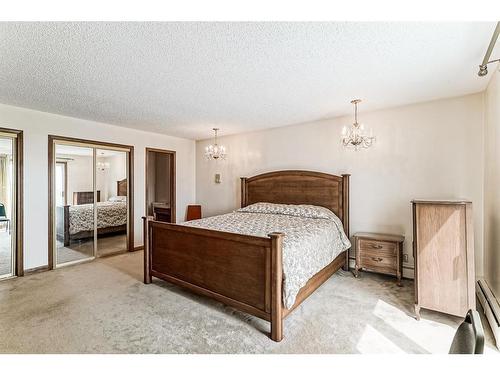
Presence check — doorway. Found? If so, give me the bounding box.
[145,148,175,223]
[0,128,23,279]
[55,161,67,206]
[48,136,134,269]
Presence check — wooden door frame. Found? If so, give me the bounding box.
[48,135,134,270]
[0,127,23,277]
[55,161,68,205]
[145,148,176,223]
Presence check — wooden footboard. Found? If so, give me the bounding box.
[143,216,285,341]
[143,216,347,342]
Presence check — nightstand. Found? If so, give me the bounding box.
[353,232,405,286]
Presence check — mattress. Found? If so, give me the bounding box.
[68,201,127,235]
[181,202,351,309]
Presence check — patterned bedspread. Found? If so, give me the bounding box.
[69,201,127,235]
[181,203,351,309]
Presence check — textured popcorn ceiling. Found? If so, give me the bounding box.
[0,22,497,140]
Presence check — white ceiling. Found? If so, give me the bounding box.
[0,22,498,140]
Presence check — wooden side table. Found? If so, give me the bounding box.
[353,232,405,286]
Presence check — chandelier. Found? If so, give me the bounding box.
[205,128,227,160]
[341,99,375,150]
[96,161,110,171]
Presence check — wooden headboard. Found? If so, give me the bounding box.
[117,178,127,196]
[240,170,350,235]
[73,191,100,205]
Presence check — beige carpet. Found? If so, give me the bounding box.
[0,230,13,277]
[56,234,127,264]
[0,251,497,354]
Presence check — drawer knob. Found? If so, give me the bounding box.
[371,257,383,262]
[371,244,383,249]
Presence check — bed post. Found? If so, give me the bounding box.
[63,205,70,246]
[269,232,284,342]
[143,216,152,284]
[342,174,350,271]
[240,177,247,208]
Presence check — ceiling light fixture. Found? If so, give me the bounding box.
[205,128,227,161]
[97,161,110,171]
[341,99,375,150]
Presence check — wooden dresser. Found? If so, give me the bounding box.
[354,232,405,285]
[412,200,475,319]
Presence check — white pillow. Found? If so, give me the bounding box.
[108,196,126,202]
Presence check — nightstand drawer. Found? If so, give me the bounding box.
[359,254,397,272]
[358,239,397,257]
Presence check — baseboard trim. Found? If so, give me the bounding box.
[24,265,49,275]
[477,279,500,350]
[22,248,143,276]
[98,250,128,259]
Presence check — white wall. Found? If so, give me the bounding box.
[484,66,500,298]
[97,153,127,201]
[60,154,93,202]
[56,153,126,204]
[196,94,485,277]
[0,92,488,276]
[0,102,196,270]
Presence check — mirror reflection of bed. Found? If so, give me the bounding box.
[55,146,128,265]
[96,178,128,257]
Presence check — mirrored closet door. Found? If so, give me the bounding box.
[95,148,128,257]
[50,137,133,269]
[0,135,15,278]
[54,144,95,266]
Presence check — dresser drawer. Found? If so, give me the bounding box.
[359,254,397,273]
[358,239,397,258]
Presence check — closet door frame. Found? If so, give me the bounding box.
[48,135,134,270]
[145,148,176,223]
[55,161,68,205]
[0,127,23,277]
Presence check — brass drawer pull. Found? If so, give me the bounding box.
[371,244,383,249]
[371,257,383,262]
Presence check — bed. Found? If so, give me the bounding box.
[143,170,350,341]
[56,179,128,246]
